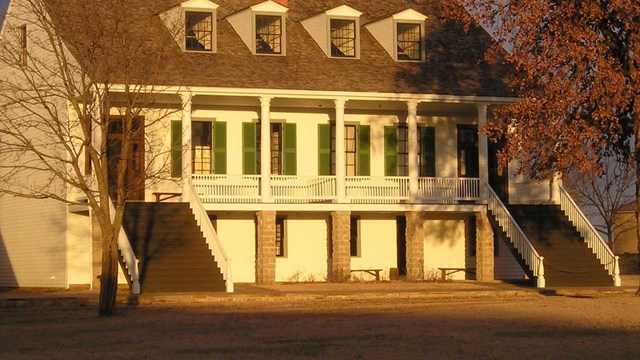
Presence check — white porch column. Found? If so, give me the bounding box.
[335,99,347,203]
[477,104,489,203]
[181,91,193,201]
[407,101,419,201]
[260,96,272,202]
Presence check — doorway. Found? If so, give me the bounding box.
[106,116,145,201]
[488,135,509,203]
[396,216,407,276]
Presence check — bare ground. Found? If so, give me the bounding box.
[1,294,639,359]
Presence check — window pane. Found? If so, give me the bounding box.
[350,217,358,256]
[275,217,285,257]
[192,121,212,174]
[186,12,213,51]
[256,15,282,54]
[330,19,356,57]
[397,23,421,60]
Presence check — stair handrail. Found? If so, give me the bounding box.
[108,198,140,294]
[557,185,621,286]
[487,186,545,288]
[185,181,234,292]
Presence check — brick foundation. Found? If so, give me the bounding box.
[331,211,351,282]
[256,211,276,285]
[475,210,495,282]
[405,211,425,282]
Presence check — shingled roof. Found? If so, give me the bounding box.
[45,0,514,97]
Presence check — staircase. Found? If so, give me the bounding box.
[503,205,612,287]
[121,202,226,293]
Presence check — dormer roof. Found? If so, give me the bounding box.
[324,5,362,18]
[180,0,219,10]
[45,0,514,98]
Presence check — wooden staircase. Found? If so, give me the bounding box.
[495,204,612,287]
[121,202,226,293]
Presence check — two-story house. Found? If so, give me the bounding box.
[0,0,620,292]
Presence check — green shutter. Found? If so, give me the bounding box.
[358,125,370,176]
[318,124,331,175]
[384,126,398,176]
[421,127,436,177]
[242,122,257,175]
[283,123,297,175]
[171,120,182,178]
[213,122,227,174]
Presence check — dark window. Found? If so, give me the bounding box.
[457,125,479,177]
[330,19,356,57]
[185,12,213,51]
[397,23,422,61]
[275,216,285,257]
[330,124,357,176]
[18,25,27,65]
[350,216,359,257]
[255,15,282,54]
[192,121,213,174]
[257,123,283,175]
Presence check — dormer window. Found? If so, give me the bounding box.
[301,5,362,59]
[396,23,422,61]
[330,19,356,58]
[255,15,283,54]
[185,12,214,51]
[365,9,427,62]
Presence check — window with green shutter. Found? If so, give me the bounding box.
[171,120,182,178]
[283,123,297,175]
[384,126,398,176]
[214,121,227,174]
[318,124,331,175]
[358,125,370,176]
[242,122,258,175]
[420,126,436,177]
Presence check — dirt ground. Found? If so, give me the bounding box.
[1,294,639,359]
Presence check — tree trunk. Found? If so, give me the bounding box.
[99,227,119,316]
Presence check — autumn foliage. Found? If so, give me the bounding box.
[442,0,640,292]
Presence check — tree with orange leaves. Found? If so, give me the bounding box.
[442,0,640,294]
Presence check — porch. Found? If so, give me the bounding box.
[192,174,480,204]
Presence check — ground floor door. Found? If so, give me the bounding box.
[396,216,407,276]
[107,116,145,201]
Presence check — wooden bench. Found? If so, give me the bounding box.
[438,267,476,280]
[152,192,181,202]
[351,269,383,281]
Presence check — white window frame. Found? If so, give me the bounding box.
[183,9,217,52]
[327,16,360,59]
[394,20,425,62]
[253,12,286,56]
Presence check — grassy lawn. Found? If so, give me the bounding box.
[1,294,639,359]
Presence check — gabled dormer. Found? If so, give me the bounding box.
[227,0,288,56]
[160,0,219,52]
[365,9,427,62]
[301,5,363,59]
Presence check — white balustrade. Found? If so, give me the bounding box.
[185,181,234,292]
[109,198,140,294]
[192,175,479,205]
[346,176,409,203]
[487,186,545,288]
[558,185,620,286]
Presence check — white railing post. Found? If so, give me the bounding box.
[407,101,419,201]
[335,99,348,203]
[477,104,489,203]
[181,91,193,202]
[614,256,621,287]
[260,96,272,202]
[537,256,545,288]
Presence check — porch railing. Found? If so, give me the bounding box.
[487,186,545,288]
[185,181,234,292]
[271,175,336,203]
[192,175,480,204]
[109,198,140,294]
[558,185,620,286]
[346,176,410,203]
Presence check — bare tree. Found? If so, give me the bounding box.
[0,0,179,315]
[563,159,636,252]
